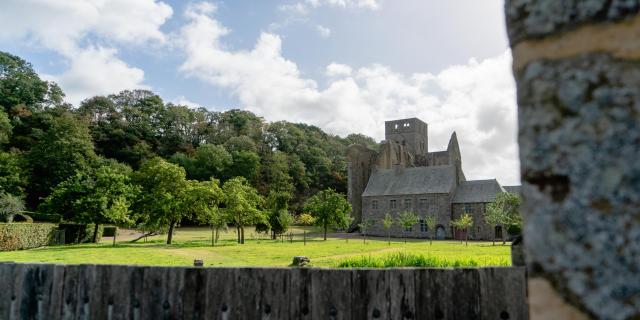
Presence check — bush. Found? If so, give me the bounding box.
[102,226,117,237]
[30,212,63,223]
[12,213,33,223]
[296,213,316,226]
[0,223,57,251]
[58,223,104,244]
[335,252,510,268]
[507,224,522,236]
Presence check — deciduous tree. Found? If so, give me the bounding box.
[303,188,351,240]
[397,211,419,243]
[133,157,188,244]
[222,177,265,244]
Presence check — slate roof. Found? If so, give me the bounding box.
[503,185,522,195]
[362,165,456,197]
[452,179,504,203]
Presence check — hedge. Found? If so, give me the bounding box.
[102,226,117,237]
[58,223,104,244]
[0,223,58,251]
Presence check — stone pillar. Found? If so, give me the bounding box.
[346,144,377,225]
[506,1,640,319]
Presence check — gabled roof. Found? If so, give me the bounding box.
[452,179,504,203]
[362,165,456,197]
[503,185,522,195]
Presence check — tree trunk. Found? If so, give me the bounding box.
[323,224,327,241]
[167,221,175,245]
[465,228,468,247]
[211,226,215,247]
[502,227,506,245]
[236,226,240,244]
[240,227,245,244]
[215,228,220,243]
[92,223,100,243]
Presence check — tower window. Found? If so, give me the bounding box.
[404,199,412,209]
[371,200,378,209]
[390,200,397,209]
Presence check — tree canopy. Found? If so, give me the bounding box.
[304,188,352,240]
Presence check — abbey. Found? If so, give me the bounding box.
[347,118,520,240]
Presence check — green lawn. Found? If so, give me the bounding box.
[0,226,511,267]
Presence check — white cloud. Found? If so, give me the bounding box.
[178,4,520,184]
[280,0,380,14]
[316,25,332,38]
[43,47,148,105]
[0,0,172,104]
[326,63,353,77]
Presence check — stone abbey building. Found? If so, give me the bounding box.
[347,118,520,240]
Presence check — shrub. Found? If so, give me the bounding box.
[0,193,25,222]
[12,213,33,223]
[0,223,57,251]
[335,252,510,268]
[58,223,104,244]
[507,224,522,236]
[30,212,63,223]
[297,213,316,226]
[102,226,117,237]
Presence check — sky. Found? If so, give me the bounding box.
[0,0,520,185]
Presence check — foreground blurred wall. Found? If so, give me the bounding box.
[505,1,640,319]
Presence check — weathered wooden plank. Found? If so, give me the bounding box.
[389,268,416,320]
[203,267,235,319]
[0,264,529,319]
[0,262,17,319]
[351,269,389,320]
[289,267,313,320]
[479,267,528,320]
[181,266,207,320]
[310,269,353,320]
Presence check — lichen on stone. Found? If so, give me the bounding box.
[517,53,640,319]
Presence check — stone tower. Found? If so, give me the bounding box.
[384,118,428,157]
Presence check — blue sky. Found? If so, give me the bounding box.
[0,0,519,184]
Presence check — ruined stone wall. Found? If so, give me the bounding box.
[362,194,452,238]
[506,1,640,318]
[346,145,377,225]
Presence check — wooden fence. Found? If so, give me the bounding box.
[0,263,527,319]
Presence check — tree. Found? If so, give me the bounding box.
[0,193,25,222]
[382,213,394,245]
[358,218,376,244]
[0,151,26,196]
[397,211,419,243]
[222,177,265,244]
[265,191,294,239]
[192,144,232,180]
[40,161,137,242]
[304,189,351,240]
[423,214,437,245]
[0,109,11,145]
[133,157,188,244]
[225,151,260,182]
[186,179,224,246]
[485,192,522,245]
[0,51,63,112]
[451,213,474,246]
[26,113,97,208]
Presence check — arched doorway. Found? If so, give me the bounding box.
[435,225,446,240]
[495,226,503,239]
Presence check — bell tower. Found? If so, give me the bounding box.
[384,118,428,157]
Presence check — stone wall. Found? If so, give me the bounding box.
[362,193,452,238]
[506,1,640,318]
[451,203,499,241]
[346,145,377,225]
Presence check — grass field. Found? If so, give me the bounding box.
[0,226,511,267]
